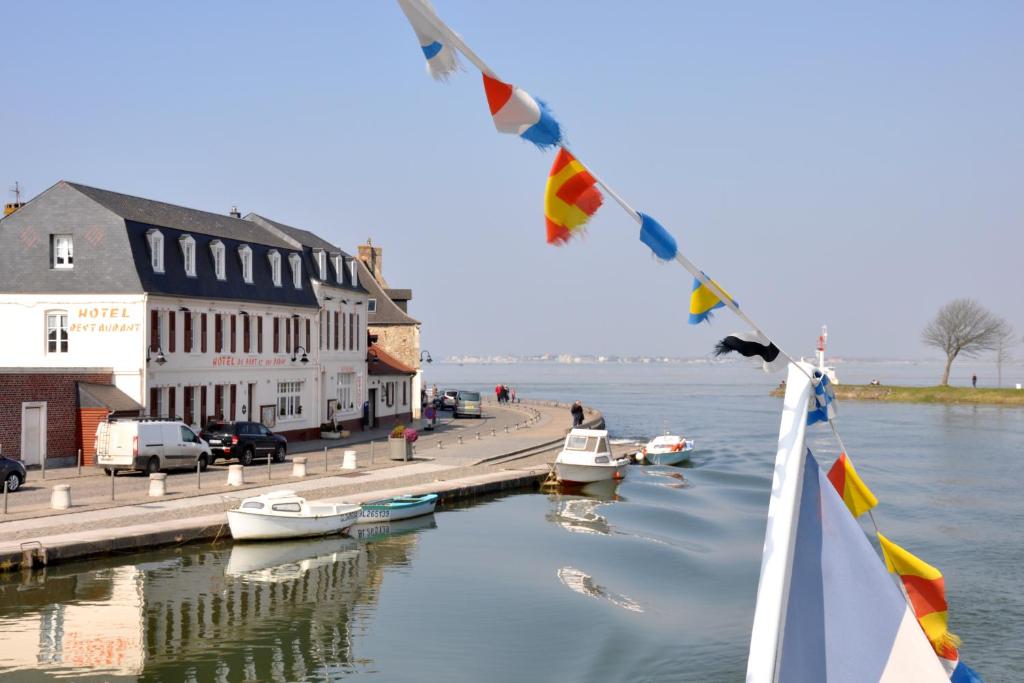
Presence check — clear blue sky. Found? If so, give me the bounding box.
[5,1,1022,359]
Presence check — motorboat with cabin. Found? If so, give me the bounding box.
[227,490,361,541]
[639,434,694,466]
[554,428,630,484]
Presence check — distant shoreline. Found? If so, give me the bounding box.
[769,384,1024,406]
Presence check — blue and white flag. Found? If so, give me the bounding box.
[807,372,836,426]
[397,0,461,80]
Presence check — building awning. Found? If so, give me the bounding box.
[78,382,143,414]
[367,344,416,376]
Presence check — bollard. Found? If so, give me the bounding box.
[293,457,308,477]
[197,459,202,490]
[342,450,357,470]
[476,432,481,440]
[226,464,245,487]
[111,469,116,500]
[148,473,167,497]
[41,453,46,480]
[77,449,82,477]
[457,435,463,445]
[504,425,509,433]
[437,440,443,449]
[491,429,496,437]
[51,484,72,510]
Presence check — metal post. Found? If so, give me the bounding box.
[197,459,202,490]
[77,449,82,477]
[370,441,375,465]
[324,446,328,473]
[41,452,46,480]
[3,480,7,515]
[110,470,115,501]
[268,451,273,481]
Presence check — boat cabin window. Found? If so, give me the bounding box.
[596,437,608,452]
[241,501,264,510]
[566,435,589,450]
[595,455,610,464]
[272,502,301,512]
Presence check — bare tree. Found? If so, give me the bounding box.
[994,326,1018,387]
[921,299,1011,386]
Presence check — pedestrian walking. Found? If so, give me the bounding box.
[510,386,517,403]
[495,384,503,404]
[571,400,584,427]
[972,374,978,388]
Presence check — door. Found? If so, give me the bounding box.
[180,426,203,467]
[21,403,46,467]
[367,389,377,429]
[161,424,185,467]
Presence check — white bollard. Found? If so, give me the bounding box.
[292,456,308,478]
[342,450,357,470]
[148,473,167,497]
[50,484,72,510]
[226,464,246,487]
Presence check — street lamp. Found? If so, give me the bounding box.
[291,345,310,364]
[419,350,433,364]
[147,347,167,365]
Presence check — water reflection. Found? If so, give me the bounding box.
[546,479,621,536]
[0,516,437,682]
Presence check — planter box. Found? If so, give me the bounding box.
[389,437,413,461]
[320,431,342,439]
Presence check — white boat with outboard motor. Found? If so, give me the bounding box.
[227,490,361,541]
[639,434,694,466]
[554,428,630,484]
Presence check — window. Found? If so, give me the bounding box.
[338,372,355,412]
[386,381,395,407]
[168,311,176,353]
[201,313,208,353]
[46,312,68,353]
[315,249,327,281]
[349,258,359,287]
[268,250,282,287]
[333,254,343,283]
[230,314,237,353]
[273,317,280,353]
[243,315,251,353]
[349,313,355,350]
[150,310,161,352]
[238,245,253,284]
[256,315,263,353]
[272,502,301,513]
[210,240,226,281]
[402,380,407,406]
[215,314,224,352]
[184,312,193,353]
[147,230,164,273]
[277,381,303,419]
[368,298,377,313]
[51,235,73,269]
[179,235,196,277]
[289,253,302,289]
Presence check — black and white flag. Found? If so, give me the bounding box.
[713,331,785,372]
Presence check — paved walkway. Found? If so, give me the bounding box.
[0,400,601,553]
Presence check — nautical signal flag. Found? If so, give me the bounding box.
[826,452,878,517]
[713,331,784,372]
[689,273,734,324]
[482,74,563,150]
[807,371,836,426]
[396,0,461,80]
[877,534,961,661]
[545,148,603,244]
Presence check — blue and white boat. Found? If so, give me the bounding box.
[356,493,438,523]
[639,434,693,466]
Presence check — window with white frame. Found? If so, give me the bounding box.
[386,381,396,407]
[289,253,302,289]
[349,258,359,287]
[338,372,355,412]
[333,254,343,283]
[277,381,303,419]
[46,311,68,353]
[51,235,74,269]
[238,245,253,283]
[315,250,327,281]
[368,298,377,313]
[268,250,282,287]
[210,240,226,280]
[179,235,196,277]
[147,230,164,273]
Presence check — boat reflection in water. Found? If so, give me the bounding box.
[0,514,437,682]
[545,479,621,536]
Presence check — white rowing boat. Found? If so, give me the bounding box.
[227,490,361,541]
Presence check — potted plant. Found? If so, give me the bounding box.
[388,425,416,460]
[320,419,342,439]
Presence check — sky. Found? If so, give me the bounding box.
[3,1,1022,360]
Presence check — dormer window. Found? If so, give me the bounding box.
[210,240,226,281]
[349,258,359,288]
[289,253,302,289]
[314,250,327,281]
[368,298,377,313]
[333,254,343,284]
[147,230,164,273]
[268,250,282,287]
[238,245,253,284]
[179,235,196,277]
[51,235,74,269]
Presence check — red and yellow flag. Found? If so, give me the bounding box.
[877,533,961,660]
[826,452,878,517]
[545,148,603,244]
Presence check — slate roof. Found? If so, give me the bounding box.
[78,382,143,412]
[245,213,343,253]
[367,343,416,376]
[357,260,419,326]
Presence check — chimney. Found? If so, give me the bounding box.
[357,238,388,286]
[4,181,24,216]
[229,205,241,218]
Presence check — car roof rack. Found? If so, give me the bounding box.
[108,416,182,423]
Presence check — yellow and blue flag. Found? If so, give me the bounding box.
[689,273,734,324]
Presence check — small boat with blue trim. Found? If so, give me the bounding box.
[356,492,438,523]
[227,490,361,541]
[639,434,694,466]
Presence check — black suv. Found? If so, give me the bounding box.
[200,421,287,466]
[1,454,27,492]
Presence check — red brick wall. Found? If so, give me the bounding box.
[0,371,112,463]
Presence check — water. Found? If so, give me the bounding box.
[2,362,1021,681]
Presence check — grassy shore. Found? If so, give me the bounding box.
[770,383,1024,405]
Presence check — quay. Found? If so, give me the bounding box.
[0,400,603,573]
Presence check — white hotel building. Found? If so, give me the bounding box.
[0,181,415,466]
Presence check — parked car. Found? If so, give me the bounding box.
[200,421,287,466]
[0,454,27,492]
[95,418,211,474]
[454,390,482,418]
[440,390,459,410]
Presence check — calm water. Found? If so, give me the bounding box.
[2,362,1021,681]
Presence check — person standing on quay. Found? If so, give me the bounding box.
[571,401,584,427]
[510,386,517,403]
[495,384,503,404]
[972,374,978,388]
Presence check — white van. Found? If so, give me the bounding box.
[95,419,212,474]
